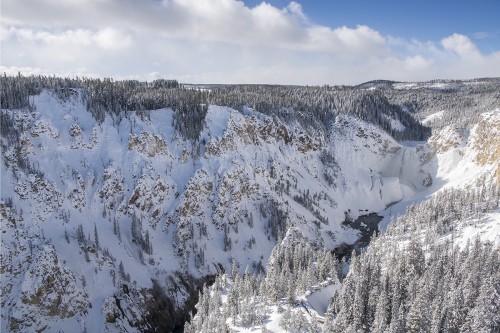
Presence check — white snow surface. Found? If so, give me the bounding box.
[379,111,500,231]
[1,90,499,332]
[382,113,406,131]
[422,110,445,125]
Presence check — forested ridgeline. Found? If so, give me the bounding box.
[384,79,500,129]
[325,181,500,333]
[0,74,440,141]
[326,236,500,333]
[386,179,500,239]
[206,84,430,140]
[186,182,500,333]
[0,74,207,139]
[184,240,342,333]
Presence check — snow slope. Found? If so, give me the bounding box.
[379,110,500,229]
[0,89,432,332]
[185,110,500,333]
[1,88,498,332]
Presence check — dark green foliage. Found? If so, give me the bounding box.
[0,74,209,140]
[0,74,434,142]
[187,240,339,330]
[2,74,498,143]
[207,84,432,140]
[0,110,18,143]
[328,182,500,332]
[261,199,287,241]
[131,215,153,255]
[0,73,42,109]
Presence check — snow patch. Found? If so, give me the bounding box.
[382,113,406,131]
[306,283,339,316]
[422,110,445,125]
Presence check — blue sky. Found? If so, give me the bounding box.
[1,0,499,84]
[244,0,500,51]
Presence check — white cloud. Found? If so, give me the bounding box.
[3,26,132,50]
[441,33,481,59]
[0,0,386,53]
[1,0,499,84]
[285,1,307,21]
[403,55,434,71]
[4,27,94,45]
[93,28,133,50]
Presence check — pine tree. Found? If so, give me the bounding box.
[223,223,232,252]
[371,289,389,333]
[94,222,99,251]
[76,224,85,244]
[469,276,500,333]
[279,305,293,331]
[119,261,126,279]
[116,220,121,242]
[406,292,428,333]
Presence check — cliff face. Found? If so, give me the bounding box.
[9,247,89,332]
[470,111,500,183]
[1,89,497,332]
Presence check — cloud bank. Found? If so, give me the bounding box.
[1,0,499,84]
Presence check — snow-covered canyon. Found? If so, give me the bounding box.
[1,78,499,332]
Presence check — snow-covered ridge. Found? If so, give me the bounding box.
[1,88,498,332]
[187,179,500,332]
[422,110,445,125]
[186,121,500,333]
[392,78,500,90]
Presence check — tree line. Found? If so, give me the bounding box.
[326,180,500,332]
[1,73,440,142]
[185,180,499,332]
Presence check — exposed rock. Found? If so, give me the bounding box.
[428,125,466,154]
[98,165,125,211]
[3,87,496,333]
[471,112,500,177]
[14,174,62,219]
[69,124,82,137]
[10,247,88,332]
[205,113,320,156]
[128,174,176,227]
[19,134,34,156]
[67,170,86,209]
[31,119,60,139]
[129,131,170,157]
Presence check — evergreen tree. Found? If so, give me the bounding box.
[94,222,99,250]
[469,276,500,333]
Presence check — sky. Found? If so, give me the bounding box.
[1,0,500,85]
